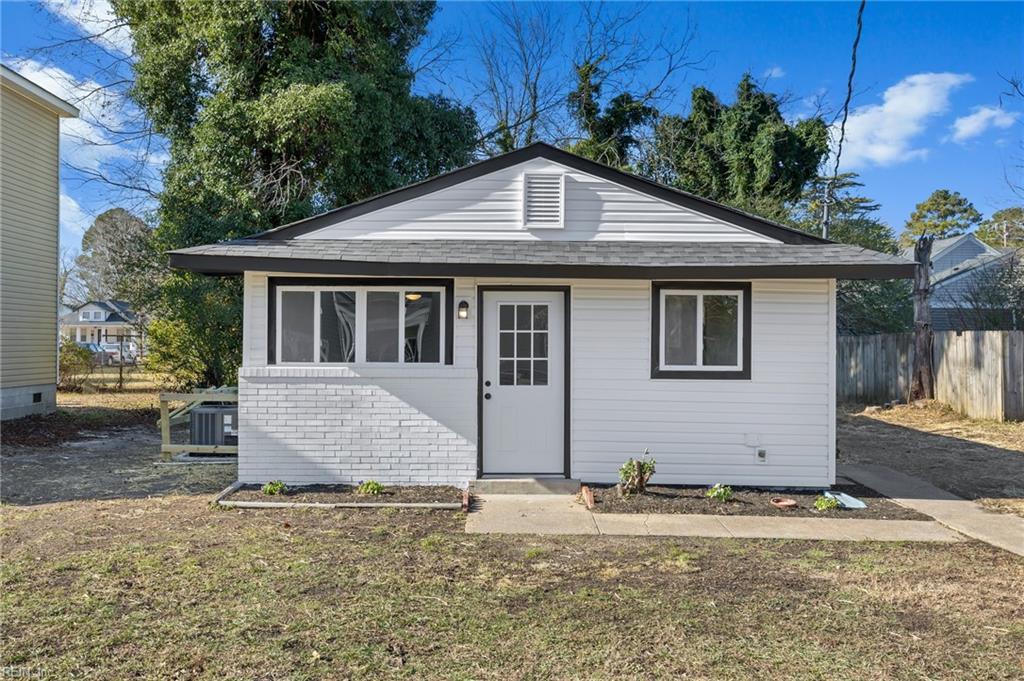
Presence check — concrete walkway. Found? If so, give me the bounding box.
[842,463,1024,556]
[465,494,961,542]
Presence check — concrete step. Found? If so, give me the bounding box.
[470,477,581,495]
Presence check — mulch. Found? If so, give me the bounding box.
[588,483,930,520]
[229,484,464,505]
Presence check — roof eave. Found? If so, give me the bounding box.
[168,252,914,281]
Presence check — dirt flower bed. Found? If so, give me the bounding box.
[588,483,929,520]
[228,483,464,505]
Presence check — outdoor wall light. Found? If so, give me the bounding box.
[458,300,470,319]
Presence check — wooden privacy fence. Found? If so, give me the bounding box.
[837,330,1024,421]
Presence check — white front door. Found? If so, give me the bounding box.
[481,290,565,476]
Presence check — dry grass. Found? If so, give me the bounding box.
[2,497,1022,680]
[77,367,170,393]
[1,391,159,447]
[852,400,1024,453]
[840,402,1024,518]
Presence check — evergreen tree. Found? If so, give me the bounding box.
[648,75,829,222]
[900,189,981,247]
[976,207,1024,249]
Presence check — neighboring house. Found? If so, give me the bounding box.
[0,65,78,420]
[902,233,1020,330]
[60,300,144,348]
[170,143,913,489]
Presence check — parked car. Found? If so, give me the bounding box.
[75,342,107,366]
[100,342,137,366]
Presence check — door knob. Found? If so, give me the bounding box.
[484,393,492,400]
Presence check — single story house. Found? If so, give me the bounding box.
[170,143,914,489]
[901,234,1021,331]
[60,300,143,347]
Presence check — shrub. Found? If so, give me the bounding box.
[58,337,94,391]
[705,483,734,502]
[618,450,656,496]
[262,480,286,495]
[356,480,384,496]
[815,495,840,512]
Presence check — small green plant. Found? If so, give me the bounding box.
[618,449,656,496]
[815,495,840,512]
[525,547,545,560]
[356,480,384,496]
[262,480,286,496]
[705,483,734,502]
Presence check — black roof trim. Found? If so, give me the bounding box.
[169,252,913,281]
[252,142,826,245]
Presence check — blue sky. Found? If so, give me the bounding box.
[2,1,1021,255]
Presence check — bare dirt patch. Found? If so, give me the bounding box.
[840,403,1024,517]
[1,419,234,506]
[229,484,463,505]
[2,496,1022,679]
[588,483,929,520]
[1,391,159,447]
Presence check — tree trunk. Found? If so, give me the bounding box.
[910,236,935,400]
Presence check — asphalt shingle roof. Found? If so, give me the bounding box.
[169,239,915,280]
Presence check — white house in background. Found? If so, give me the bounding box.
[170,143,914,489]
[902,233,1021,330]
[60,300,143,347]
[0,65,78,420]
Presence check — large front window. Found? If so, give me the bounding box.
[652,282,751,379]
[275,285,445,364]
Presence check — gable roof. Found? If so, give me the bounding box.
[69,300,138,323]
[0,64,79,118]
[931,248,1021,288]
[899,233,999,262]
[252,142,826,246]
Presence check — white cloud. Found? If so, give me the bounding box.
[763,65,786,79]
[41,0,133,56]
[950,106,1020,143]
[7,59,129,171]
[837,72,973,169]
[59,190,92,250]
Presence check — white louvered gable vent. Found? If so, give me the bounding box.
[522,173,565,228]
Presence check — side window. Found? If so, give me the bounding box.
[653,283,750,380]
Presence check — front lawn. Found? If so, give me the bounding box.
[2,498,1022,680]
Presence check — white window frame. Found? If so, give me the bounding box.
[275,285,446,366]
[659,289,743,372]
[522,172,566,229]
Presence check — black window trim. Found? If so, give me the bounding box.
[651,281,752,380]
[267,277,454,365]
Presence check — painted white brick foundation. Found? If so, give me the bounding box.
[238,366,476,487]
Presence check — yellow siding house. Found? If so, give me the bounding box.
[1,64,79,420]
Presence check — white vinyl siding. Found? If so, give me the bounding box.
[1,82,60,392]
[297,158,779,243]
[240,274,834,487]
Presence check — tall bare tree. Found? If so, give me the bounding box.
[474,3,565,154]
[911,236,936,400]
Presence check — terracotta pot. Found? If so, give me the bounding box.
[770,497,798,509]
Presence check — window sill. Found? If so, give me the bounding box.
[240,365,476,380]
[650,368,751,380]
